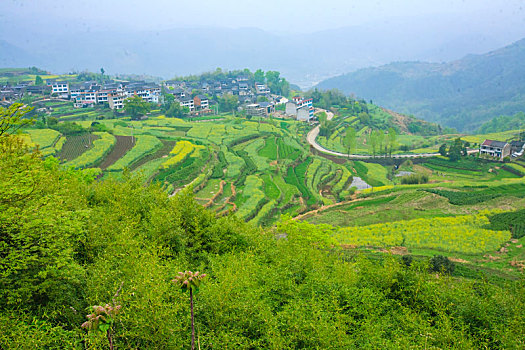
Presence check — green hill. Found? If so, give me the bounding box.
[316,38,525,132]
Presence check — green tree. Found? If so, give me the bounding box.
[358,112,370,125]
[343,126,357,157]
[369,129,379,157]
[82,302,121,350]
[388,127,397,156]
[439,143,448,156]
[377,130,385,155]
[35,75,43,86]
[47,117,58,127]
[172,271,207,350]
[166,102,189,118]
[218,93,238,113]
[429,255,455,274]
[124,95,150,120]
[0,103,34,137]
[448,138,463,161]
[254,69,265,84]
[161,92,175,113]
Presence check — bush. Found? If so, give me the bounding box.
[401,255,413,267]
[486,209,525,239]
[429,255,455,274]
[400,173,429,185]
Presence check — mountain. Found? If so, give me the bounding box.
[0,40,35,68]
[1,13,525,88]
[316,38,525,132]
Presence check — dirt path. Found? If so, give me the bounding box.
[204,180,226,208]
[306,112,479,159]
[293,193,400,221]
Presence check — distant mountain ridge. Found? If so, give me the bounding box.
[316,38,525,132]
[1,13,525,88]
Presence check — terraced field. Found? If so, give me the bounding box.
[41,114,358,224]
[18,99,525,230]
[58,133,100,162]
[99,135,135,170]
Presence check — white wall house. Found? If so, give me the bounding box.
[51,81,69,98]
[179,96,195,111]
[286,97,314,121]
[480,140,511,160]
[108,93,125,110]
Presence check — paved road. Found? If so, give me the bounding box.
[307,112,478,159]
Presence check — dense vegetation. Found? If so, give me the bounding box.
[2,134,525,349]
[477,112,525,134]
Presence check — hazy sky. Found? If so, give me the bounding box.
[2,0,525,33]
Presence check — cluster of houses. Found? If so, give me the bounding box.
[163,78,287,117]
[480,139,525,160]
[1,81,50,102]
[1,73,316,122]
[48,80,162,110]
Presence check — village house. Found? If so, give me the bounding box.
[179,96,195,111]
[50,81,69,98]
[0,85,20,101]
[164,80,185,89]
[123,83,160,103]
[510,141,525,157]
[193,95,209,110]
[286,96,314,121]
[255,83,270,95]
[26,85,50,95]
[108,93,125,110]
[245,102,275,117]
[479,139,511,160]
[169,87,187,99]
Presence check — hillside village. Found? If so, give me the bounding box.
[0,68,317,121]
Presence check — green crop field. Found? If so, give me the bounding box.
[58,133,100,162]
[65,132,115,168]
[107,135,163,172]
[24,129,61,150]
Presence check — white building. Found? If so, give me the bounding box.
[480,140,511,160]
[286,96,314,121]
[179,96,195,111]
[108,93,125,110]
[51,81,69,98]
[255,83,270,94]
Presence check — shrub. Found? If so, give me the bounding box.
[400,173,429,185]
[486,209,525,239]
[401,255,413,267]
[429,255,455,274]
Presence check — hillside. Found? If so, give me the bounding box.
[3,80,525,348]
[316,38,525,132]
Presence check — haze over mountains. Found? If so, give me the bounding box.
[1,13,524,88]
[317,38,525,132]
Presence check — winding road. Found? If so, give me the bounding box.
[307,110,478,159]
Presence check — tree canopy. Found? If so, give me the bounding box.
[124,95,151,120]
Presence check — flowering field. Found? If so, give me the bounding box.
[334,214,510,254]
